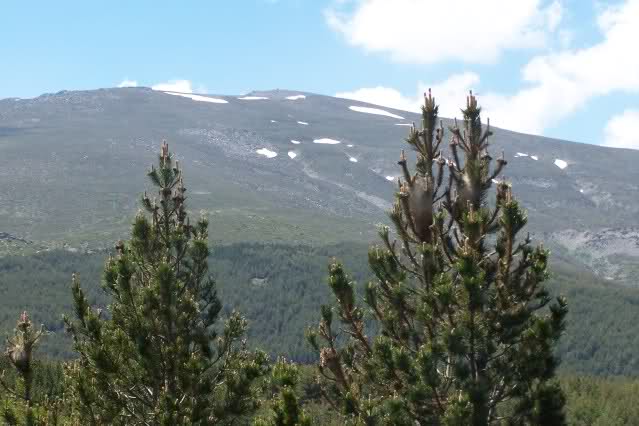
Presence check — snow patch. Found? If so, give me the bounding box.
[290,140,301,145]
[395,123,413,126]
[256,148,277,158]
[492,179,500,184]
[579,189,585,193]
[288,151,297,159]
[313,138,341,145]
[515,153,539,160]
[385,176,395,181]
[554,159,568,169]
[238,96,268,100]
[270,120,278,123]
[286,95,306,100]
[349,105,405,120]
[164,92,228,104]
[349,157,358,163]
[297,121,309,125]
[347,144,354,148]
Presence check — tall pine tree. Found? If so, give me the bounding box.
[307,91,568,425]
[64,142,269,425]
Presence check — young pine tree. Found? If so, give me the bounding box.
[255,358,311,426]
[307,91,568,425]
[64,142,269,425]
[1,312,47,425]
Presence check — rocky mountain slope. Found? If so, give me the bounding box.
[1,87,638,284]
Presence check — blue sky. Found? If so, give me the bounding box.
[1,0,637,148]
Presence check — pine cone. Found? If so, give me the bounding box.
[7,347,29,374]
[406,176,434,242]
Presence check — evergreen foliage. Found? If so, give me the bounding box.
[255,358,311,426]
[0,250,106,359]
[63,142,269,425]
[1,312,62,425]
[561,375,639,425]
[291,367,639,426]
[0,111,634,424]
[307,92,568,425]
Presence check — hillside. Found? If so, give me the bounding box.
[1,87,638,285]
[0,87,638,380]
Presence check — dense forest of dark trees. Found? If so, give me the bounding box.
[1,244,638,377]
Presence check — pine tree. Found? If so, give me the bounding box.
[307,91,568,425]
[255,358,311,426]
[1,312,46,425]
[64,142,270,425]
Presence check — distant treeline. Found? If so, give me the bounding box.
[0,243,637,377]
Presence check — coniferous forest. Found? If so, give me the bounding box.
[1,93,638,425]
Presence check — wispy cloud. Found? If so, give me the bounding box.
[117,79,138,88]
[325,0,563,64]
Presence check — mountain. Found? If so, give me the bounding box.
[1,87,638,285]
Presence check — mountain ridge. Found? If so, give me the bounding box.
[0,87,637,284]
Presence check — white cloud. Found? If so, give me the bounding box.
[603,109,639,149]
[117,79,138,88]
[479,0,639,134]
[423,73,480,119]
[336,86,420,113]
[325,0,563,64]
[151,80,194,93]
[335,0,639,139]
[335,72,479,118]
